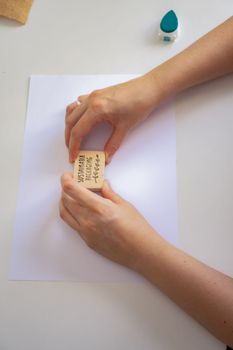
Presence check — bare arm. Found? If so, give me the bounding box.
[136,237,233,347]
[62,17,233,346]
[60,175,233,347]
[145,16,233,103]
[65,16,233,163]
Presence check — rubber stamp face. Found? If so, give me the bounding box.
[74,151,105,190]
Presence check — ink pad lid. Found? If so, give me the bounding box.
[160,10,178,33]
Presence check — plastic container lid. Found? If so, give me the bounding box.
[160,10,178,33]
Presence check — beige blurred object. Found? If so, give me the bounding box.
[74,151,105,191]
[0,0,33,24]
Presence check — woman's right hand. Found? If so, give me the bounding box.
[65,74,161,163]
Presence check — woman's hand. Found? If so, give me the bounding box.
[59,172,164,269]
[65,75,162,163]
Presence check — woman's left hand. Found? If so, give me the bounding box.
[60,172,163,269]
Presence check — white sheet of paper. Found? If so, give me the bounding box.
[9,75,177,282]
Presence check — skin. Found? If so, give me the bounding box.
[61,17,233,346]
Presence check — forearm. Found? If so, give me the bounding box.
[144,16,233,105]
[135,236,233,346]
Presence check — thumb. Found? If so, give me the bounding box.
[101,180,123,204]
[104,127,127,164]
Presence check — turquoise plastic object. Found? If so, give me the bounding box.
[160,10,178,33]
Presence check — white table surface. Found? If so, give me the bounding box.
[0,1,233,349]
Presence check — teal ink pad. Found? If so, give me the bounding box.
[159,10,179,42]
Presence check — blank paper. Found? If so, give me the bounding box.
[9,75,177,282]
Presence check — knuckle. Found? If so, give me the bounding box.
[89,91,108,115]
[91,98,107,115]
[90,89,101,98]
[63,179,73,193]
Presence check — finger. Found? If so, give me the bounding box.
[61,191,86,222]
[62,190,81,208]
[65,102,87,148]
[61,192,94,237]
[65,101,77,118]
[78,95,88,103]
[62,190,84,213]
[104,126,128,164]
[68,111,99,163]
[66,95,88,116]
[59,199,80,231]
[61,172,103,209]
[101,180,124,205]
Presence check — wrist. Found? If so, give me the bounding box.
[130,229,169,276]
[137,73,166,111]
[143,52,191,108]
[143,65,177,106]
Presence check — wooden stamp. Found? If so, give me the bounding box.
[73,151,105,191]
